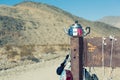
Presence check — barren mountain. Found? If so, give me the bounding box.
[99,16,120,28]
[0,2,120,46]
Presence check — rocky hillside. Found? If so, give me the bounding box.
[99,16,120,28]
[0,1,120,46]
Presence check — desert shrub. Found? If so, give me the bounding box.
[18,45,39,62]
[0,16,24,31]
[58,44,70,51]
[26,55,39,62]
[20,45,35,57]
[7,51,18,59]
[42,46,56,54]
[3,45,19,60]
[5,45,12,51]
[60,45,68,51]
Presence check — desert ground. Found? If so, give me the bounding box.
[0,55,62,80]
[0,52,120,80]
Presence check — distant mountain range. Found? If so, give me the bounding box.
[99,16,120,28]
[0,1,120,45]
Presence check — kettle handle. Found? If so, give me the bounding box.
[85,27,90,36]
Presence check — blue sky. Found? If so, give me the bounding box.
[0,0,120,21]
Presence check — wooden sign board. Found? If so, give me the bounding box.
[84,37,120,67]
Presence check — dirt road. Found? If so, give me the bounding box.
[0,57,62,80]
[0,57,120,80]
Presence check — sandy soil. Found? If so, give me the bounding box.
[0,57,62,80]
[0,56,119,80]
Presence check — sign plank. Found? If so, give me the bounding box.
[84,37,120,67]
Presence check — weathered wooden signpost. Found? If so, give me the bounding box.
[69,21,120,80]
[71,37,84,80]
[68,21,90,80]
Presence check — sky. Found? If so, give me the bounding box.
[0,0,120,21]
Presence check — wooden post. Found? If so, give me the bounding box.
[71,37,84,80]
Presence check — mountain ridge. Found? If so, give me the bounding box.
[0,1,120,45]
[98,16,120,28]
